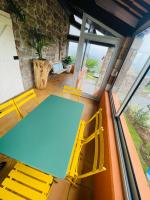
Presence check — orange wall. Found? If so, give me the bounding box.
[94,91,124,200]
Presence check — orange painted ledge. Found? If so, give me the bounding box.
[95,91,150,200]
[94,91,124,200]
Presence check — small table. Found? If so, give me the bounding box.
[0,96,83,179]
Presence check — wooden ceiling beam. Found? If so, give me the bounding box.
[95,0,139,27]
[116,0,144,16]
[113,0,142,19]
[133,1,147,12]
[73,0,135,36]
[122,0,147,15]
[135,0,150,11]
[58,0,136,36]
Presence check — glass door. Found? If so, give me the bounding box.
[79,42,109,97]
[74,13,122,99]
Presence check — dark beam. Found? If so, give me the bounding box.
[57,0,72,16]
[71,7,83,19]
[88,40,115,47]
[67,34,79,42]
[113,0,142,19]
[136,12,150,28]
[58,0,83,19]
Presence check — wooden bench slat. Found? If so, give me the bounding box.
[2,178,46,200]
[9,170,50,193]
[0,188,25,200]
[14,163,53,184]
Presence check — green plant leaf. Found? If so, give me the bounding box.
[28,28,54,59]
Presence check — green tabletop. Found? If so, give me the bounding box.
[0,95,83,178]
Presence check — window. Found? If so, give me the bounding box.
[68,41,78,63]
[74,15,82,24]
[112,27,150,112]
[96,29,104,36]
[111,27,150,199]
[69,25,80,36]
[121,68,150,181]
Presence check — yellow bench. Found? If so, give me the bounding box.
[0,100,21,119]
[13,89,39,118]
[0,100,21,136]
[67,108,106,181]
[0,89,38,135]
[63,85,82,96]
[0,162,53,200]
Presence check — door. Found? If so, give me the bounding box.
[74,13,122,99]
[0,11,24,103]
[80,42,109,96]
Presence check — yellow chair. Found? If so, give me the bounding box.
[67,108,106,181]
[0,100,21,136]
[13,89,39,118]
[0,100,21,119]
[0,162,53,200]
[63,85,82,101]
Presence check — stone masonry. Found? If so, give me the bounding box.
[0,0,69,89]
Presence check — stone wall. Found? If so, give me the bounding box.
[0,0,69,89]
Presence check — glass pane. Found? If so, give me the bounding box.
[121,68,150,184]
[112,27,150,111]
[68,41,78,63]
[96,29,104,36]
[84,20,91,33]
[69,25,80,36]
[74,15,82,24]
[78,42,110,96]
[84,18,114,36]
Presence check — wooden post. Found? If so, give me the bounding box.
[33,60,52,89]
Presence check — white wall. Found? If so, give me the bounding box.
[0,10,24,103]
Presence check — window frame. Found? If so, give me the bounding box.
[109,24,150,200]
[109,93,141,200]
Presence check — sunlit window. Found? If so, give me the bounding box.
[96,29,104,36]
[69,25,80,36]
[68,41,78,63]
[121,68,150,183]
[111,26,150,197]
[112,27,150,112]
[74,15,82,24]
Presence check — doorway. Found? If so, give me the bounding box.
[81,42,109,96]
[74,13,122,99]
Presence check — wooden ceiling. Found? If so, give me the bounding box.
[58,0,150,36]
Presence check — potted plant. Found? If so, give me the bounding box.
[62,56,72,68]
[28,28,53,89]
[62,56,75,73]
